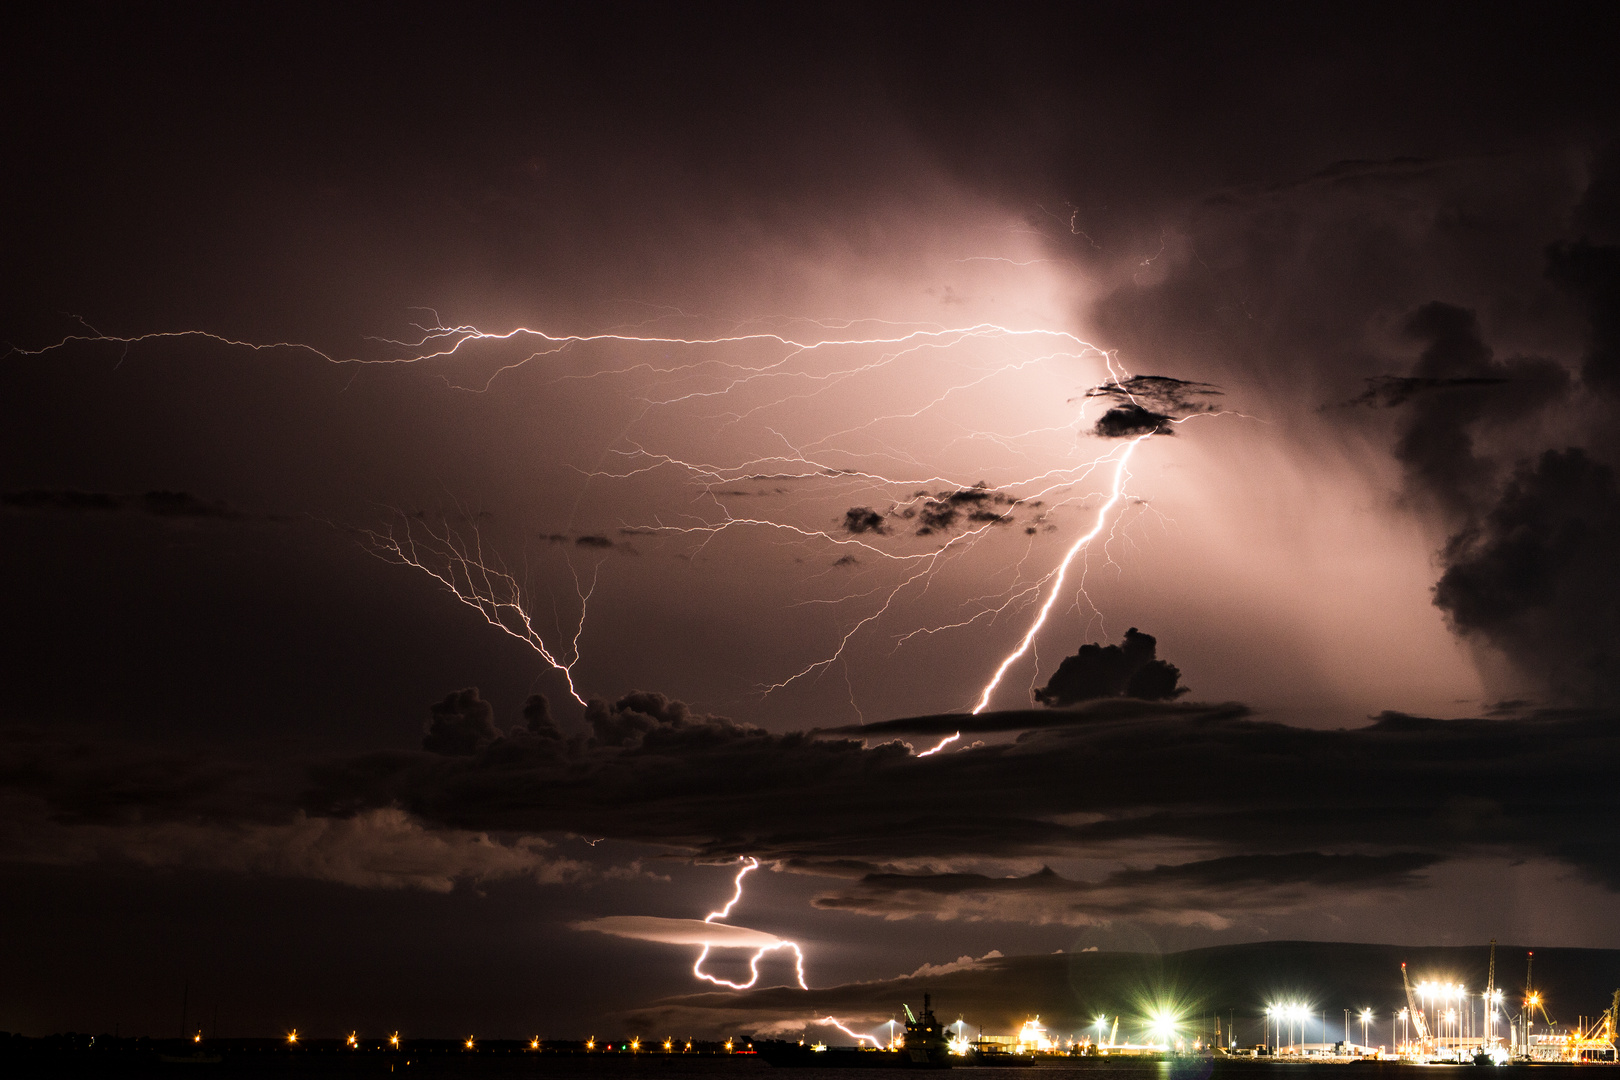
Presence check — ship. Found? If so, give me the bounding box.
[757,993,954,1068]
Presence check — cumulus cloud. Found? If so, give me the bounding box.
[574,916,785,949]
[904,949,1001,978]
[422,687,503,755]
[1032,627,1188,706]
[841,507,886,535]
[894,483,1021,536]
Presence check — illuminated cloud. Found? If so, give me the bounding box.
[573,916,785,949]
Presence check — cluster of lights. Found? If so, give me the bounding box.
[1265,1001,1314,1053]
[1415,981,1468,1001]
[1014,1018,1055,1053]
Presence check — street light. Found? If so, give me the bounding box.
[1360,1010,1373,1051]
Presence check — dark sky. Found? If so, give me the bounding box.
[4,0,1619,1043]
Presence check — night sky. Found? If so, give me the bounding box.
[4,1,1619,1043]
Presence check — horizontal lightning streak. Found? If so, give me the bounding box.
[30,318,1176,721]
[818,1017,881,1045]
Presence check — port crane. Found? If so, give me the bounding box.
[1402,962,1433,1053]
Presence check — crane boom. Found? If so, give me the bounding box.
[1403,963,1432,1045]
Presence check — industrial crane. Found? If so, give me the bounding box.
[1402,962,1432,1051]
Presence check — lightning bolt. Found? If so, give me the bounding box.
[705,856,760,922]
[818,1017,881,1045]
[693,857,808,991]
[970,431,1153,714]
[27,314,1205,720]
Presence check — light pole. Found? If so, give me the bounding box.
[1361,1010,1372,1051]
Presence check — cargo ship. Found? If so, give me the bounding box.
[758,994,954,1068]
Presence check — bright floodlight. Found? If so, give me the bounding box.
[1147,1009,1180,1044]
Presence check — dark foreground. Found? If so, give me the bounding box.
[3,1048,1617,1079]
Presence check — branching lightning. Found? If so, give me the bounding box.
[692,857,808,991]
[970,432,1151,714]
[26,311,1223,724]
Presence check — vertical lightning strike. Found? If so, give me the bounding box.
[970,432,1153,714]
[705,856,760,922]
[693,857,809,990]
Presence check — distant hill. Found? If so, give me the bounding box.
[631,940,1620,1044]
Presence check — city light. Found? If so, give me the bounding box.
[286,1030,297,1045]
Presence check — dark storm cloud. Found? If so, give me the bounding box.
[291,693,1620,914]
[1087,375,1223,415]
[1032,628,1187,706]
[1081,133,1620,708]
[140,489,242,520]
[823,698,1240,738]
[1435,449,1620,704]
[901,483,1019,536]
[1,488,120,512]
[0,727,579,891]
[841,507,886,535]
[1,488,248,520]
[422,687,502,755]
[811,853,1440,927]
[1085,375,1222,439]
[1358,303,1571,522]
[1346,293,1615,703]
[1550,140,1620,399]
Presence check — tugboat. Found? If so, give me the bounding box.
[757,993,953,1068]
